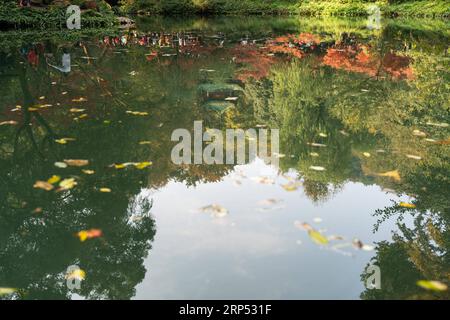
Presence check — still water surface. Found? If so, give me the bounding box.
[0,16,448,300]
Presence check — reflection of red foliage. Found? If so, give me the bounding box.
[231,45,277,81]
[323,46,413,80]
[233,33,321,81]
[27,50,39,67]
[267,33,320,59]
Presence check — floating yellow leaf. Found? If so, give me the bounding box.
[59,178,77,190]
[55,138,75,145]
[399,202,416,209]
[412,129,427,137]
[69,108,85,113]
[134,161,152,169]
[66,269,86,281]
[99,188,111,193]
[308,230,329,245]
[376,170,401,182]
[126,111,149,116]
[82,170,95,175]
[281,182,301,191]
[0,288,17,296]
[64,159,89,167]
[33,181,54,191]
[417,280,448,292]
[77,229,103,242]
[47,175,61,184]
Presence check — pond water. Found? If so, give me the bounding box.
[0,16,449,300]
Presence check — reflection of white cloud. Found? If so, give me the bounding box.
[133,160,407,299]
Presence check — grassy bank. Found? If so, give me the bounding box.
[121,0,450,18]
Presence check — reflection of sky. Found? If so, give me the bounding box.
[134,159,412,299]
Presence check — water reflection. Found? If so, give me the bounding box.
[0,16,448,299]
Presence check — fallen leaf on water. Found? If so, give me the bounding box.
[54,162,68,168]
[399,202,416,209]
[199,204,228,218]
[376,170,401,182]
[434,137,450,145]
[66,269,86,281]
[406,154,422,160]
[309,230,329,245]
[55,138,75,144]
[33,207,43,214]
[72,97,87,102]
[310,166,326,171]
[59,178,77,190]
[134,161,152,169]
[69,108,86,113]
[126,111,149,116]
[77,114,88,119]
[77,229,103,242]
[82,170,95,175]
[281,181,302,191]
[412,129,427,137]
[0,120,18,126]
[258,198,282,206]
[416,280,448,292]
[0,288,17,296]
[352,238,374,251]
[64,159,89,167]
[47,175,61,184]
[99,188,111,193]
[328,235,344,241]
[426,122,448,128]
[294,221,314,231]
[251,176,275,185]
[273,152,286,158]
[33,181,54,191]
[308,142,327,147]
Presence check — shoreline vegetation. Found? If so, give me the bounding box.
[0,0,449,31]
